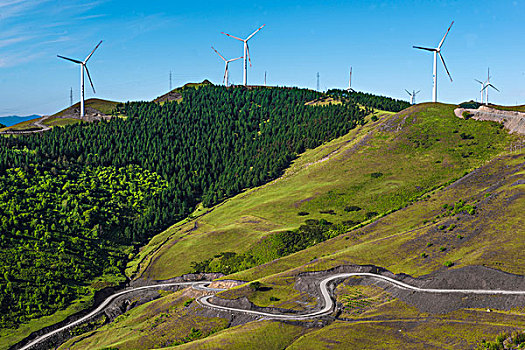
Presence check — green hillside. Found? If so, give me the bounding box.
[0,85,382,349]
[132,103,515,281]
[59,102,524,350]
[52,98,119,116]
[0,98,119,133]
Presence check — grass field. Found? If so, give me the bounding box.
[52,98,119,116]
[42,117,81,127]
[489,104,525,113]
[134,103,518,282]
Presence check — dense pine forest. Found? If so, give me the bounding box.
[326,89,411,112]
[0,85,400,330]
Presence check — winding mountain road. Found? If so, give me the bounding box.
[198,272,525,320]
[17,272,525,350]
[18,281,220,350]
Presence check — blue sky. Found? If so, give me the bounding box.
[1,0,524,116]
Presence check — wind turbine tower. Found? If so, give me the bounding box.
[482,68,499,105]
[211,46,243,87]
[317,72,320,91]
[413,22,454,102]
[70,87,73,106]
[348,67,353,91]
[170,70,172,91]
[474,79,486,104]
[405,89,421,105]
[57,41,102,118]
[221,24,265,86]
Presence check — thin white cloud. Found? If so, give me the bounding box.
[0,0,107,67]
[0,35,33,48]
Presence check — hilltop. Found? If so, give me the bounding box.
[153,80,213,103]
[0,99,119,134]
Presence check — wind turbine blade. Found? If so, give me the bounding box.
[481,85,489,92]
[85,65,96,94]
[84,40,103,63]
[228,56,243,63]
[221,32,244,41]
[438,52,453,82]
[488,84,500,92]
[211,46,227,62]
[437,21,454,49]
[413,46,436,52]
[416,90,421,94]
[474,79,484,85]
[57,55,82,64]
[405,89,411,95]
[246,24,266,41]
[246,44,252,67]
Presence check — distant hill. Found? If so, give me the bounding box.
[0,115,41,127]
[153,80,213,103]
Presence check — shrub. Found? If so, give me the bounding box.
[440,246,447,252]
[426,242,433,247]
[438,225,446,230]
[444,261,454,267]
[319,209,336,215]
[462,111,473,120]
[371,115,378,122]
[298,211,309,216]
[448,224,456,231]
[365,211,378,220]
[344,205,361,212]
[457,234,463,239]
[183,298,194,307]
[342,220,360,226]
[370,172,383,178]
[420,252,428,258]
[249,281,262,291]
[269,296,280,301]
[460,132,475,140]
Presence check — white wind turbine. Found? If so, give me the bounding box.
[474,78,486,104]
[211,46,243,87]
[413,22,454,102]
[405,89,421,105]
[482,68,499,105]
[346,67,354,92]
[57,41,102,118]
[221,24,265,86]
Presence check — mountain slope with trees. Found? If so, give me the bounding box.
[1,85,397,346]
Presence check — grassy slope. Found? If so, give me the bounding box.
[57,288,228,350]
[489,104,525,113]
[133,103,516,281]
[52,98,119,116]
[1,99,118,133]
[61,103,524,350]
